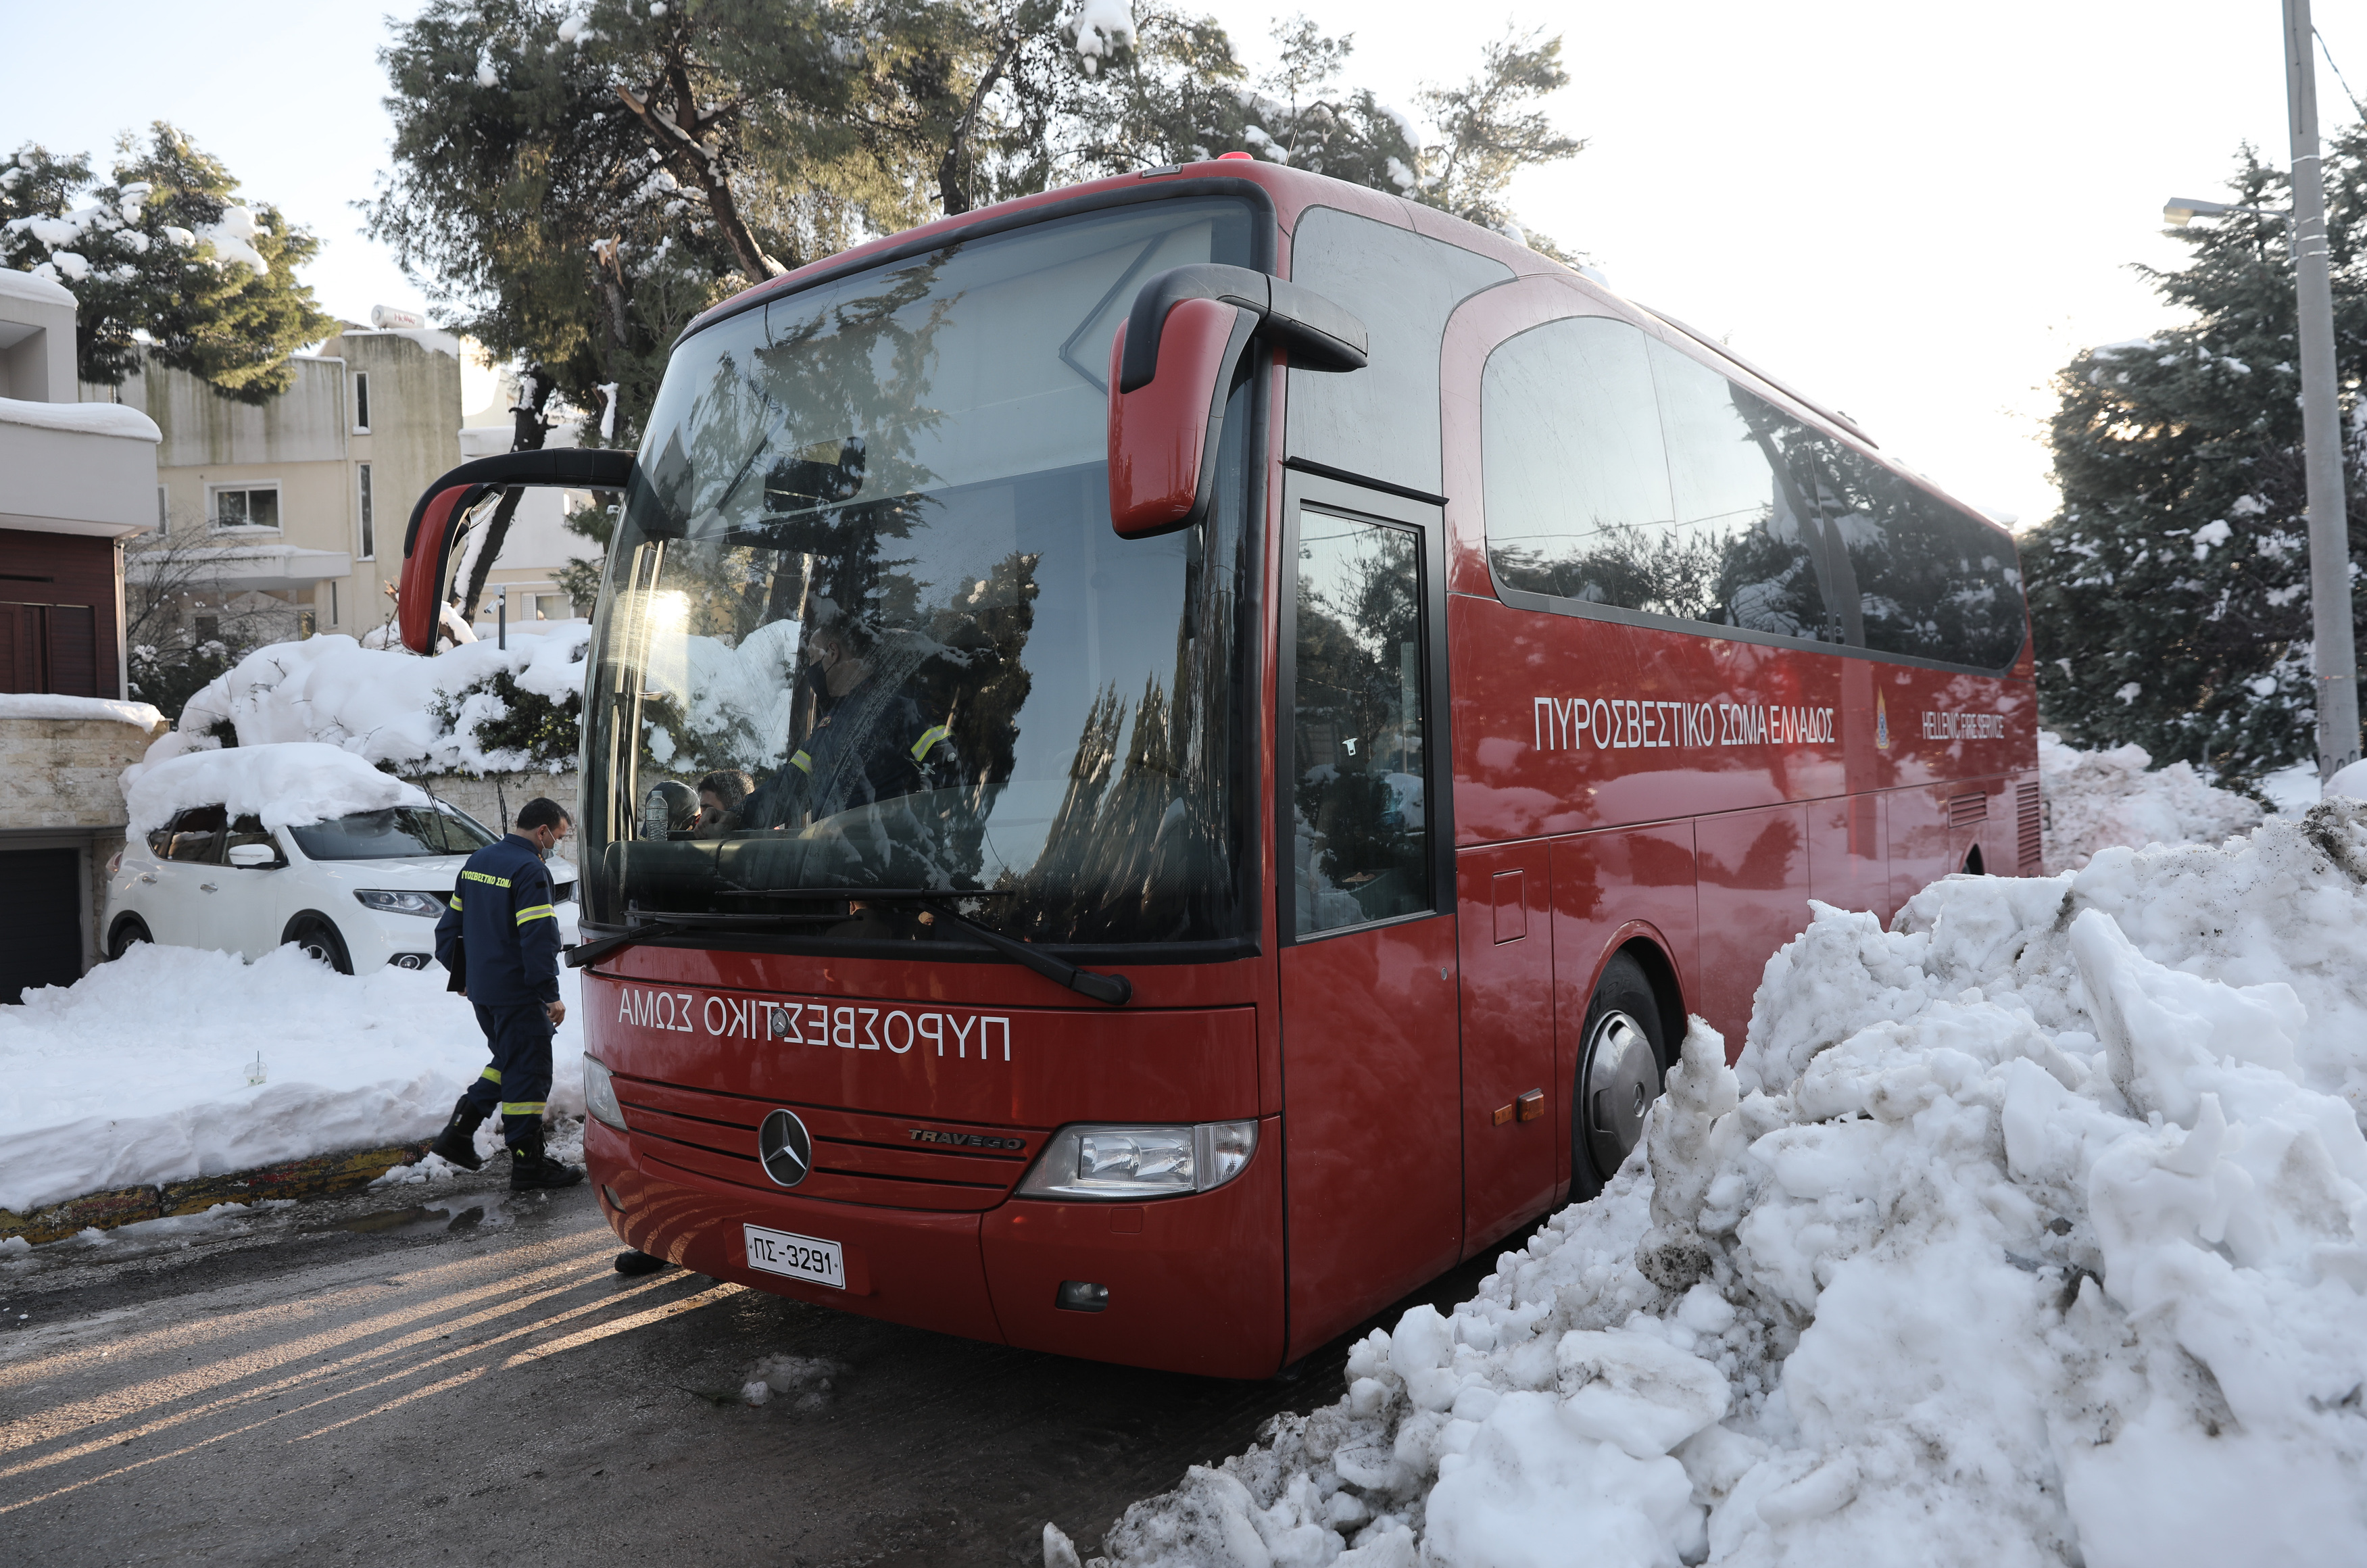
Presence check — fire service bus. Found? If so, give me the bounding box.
[399,160,2037,1378]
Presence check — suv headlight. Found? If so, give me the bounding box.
[583,1054,628,1132]
[355,889,445,918]
[1016,1120,1259,1201]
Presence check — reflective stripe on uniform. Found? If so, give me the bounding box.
[910,724,951,762]
[515,903,556,925]
[500,1101,547,1116]
[448,895,463,910]
[789,749,812,774]
[462,869,512,888]
[480,1066,502,1083]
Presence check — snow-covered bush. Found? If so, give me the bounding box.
[1068,803,2367,1567]
[2039,729,2261,873]
[141,626,594,777]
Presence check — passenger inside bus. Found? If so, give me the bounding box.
[743,602,959,832]
[692,770,754,838]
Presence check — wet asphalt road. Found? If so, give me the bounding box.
[0,1164,1523,1565]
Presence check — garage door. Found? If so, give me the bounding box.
[0,848,84,1004]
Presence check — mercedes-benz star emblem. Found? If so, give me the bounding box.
[758,1108,814,1188]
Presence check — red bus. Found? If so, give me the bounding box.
[400,161,2037,1378]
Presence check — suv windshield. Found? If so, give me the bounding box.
[289,806,498,861]
[583,196,1261,948]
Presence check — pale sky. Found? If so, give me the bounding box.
[9,0,2364,529]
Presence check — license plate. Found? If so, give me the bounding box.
[741,1224,846,1290]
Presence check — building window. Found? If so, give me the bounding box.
[210,485,282,533]
[331,581,339,625]
[157,485,168,532]
[358,464,374,559]
[353,372,371,433]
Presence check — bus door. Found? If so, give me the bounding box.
[1277,473,1462,1356]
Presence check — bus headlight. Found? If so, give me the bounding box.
[1016,1120,1258,1200]
[583,1054,629,1132]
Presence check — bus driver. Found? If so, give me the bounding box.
[744,602,957,832]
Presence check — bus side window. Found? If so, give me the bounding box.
[1803,440,2028,670]
[1645,340,1849,645]
[1290,511,1430,937]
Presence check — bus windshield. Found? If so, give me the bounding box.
[582,196,1261,948]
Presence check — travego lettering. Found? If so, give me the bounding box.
[1531,695,1836,754]
[611,985,1014,1062]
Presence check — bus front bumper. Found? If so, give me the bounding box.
[585,1115,1286,1379]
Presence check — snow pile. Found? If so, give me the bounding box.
[0,693,162,729]
[122,740,429,838]
[2039,731,2261,872]
[1071,804,2367,1568]
[144,625,593,776]
[0,942,585,1215]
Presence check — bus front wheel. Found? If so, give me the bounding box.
[1571,952,1668,1202]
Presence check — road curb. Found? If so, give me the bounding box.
[0,1141,433,1246]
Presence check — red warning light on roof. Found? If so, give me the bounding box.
[1217,151,1254,160]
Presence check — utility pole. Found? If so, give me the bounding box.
[2285,0,2360,781]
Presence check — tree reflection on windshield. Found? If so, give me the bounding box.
[583,197,1259,948]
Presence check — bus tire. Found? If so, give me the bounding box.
[1570,951,1667,1202]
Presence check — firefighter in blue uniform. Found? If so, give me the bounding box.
[428,797,583,1190]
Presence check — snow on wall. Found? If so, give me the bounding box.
[1071,803,2367,1568]
[2039,731,2262,873]
[0,693,162,729]
[121,739,430,839]
[0,395,162,441]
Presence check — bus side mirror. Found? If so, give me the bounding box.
[397,447,637,653]
[1106,264,1367,539]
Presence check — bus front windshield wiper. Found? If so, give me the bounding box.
[569,892,1133,1007]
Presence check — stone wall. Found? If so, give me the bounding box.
[0,712,168,964]
[408,770,582,837]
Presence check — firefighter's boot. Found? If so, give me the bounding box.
[428,1097,487,1172]
[507,1119,585,1192]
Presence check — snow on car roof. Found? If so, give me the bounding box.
[122,740,430,839]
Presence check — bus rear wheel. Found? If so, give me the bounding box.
[1571,952,1668,1202]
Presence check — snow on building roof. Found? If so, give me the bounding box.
[0,266,78,311]
[337,325,464,358]
[0,395,162,442]
[0,693,162,729]
[122,739,429,838]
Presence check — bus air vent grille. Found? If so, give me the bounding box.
[2017,783,2043,873]
[611,1074,1042,1212]
[1948,791,1989,829]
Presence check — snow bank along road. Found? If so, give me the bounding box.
[1078,803,2367,1567]
[0,1170,1515,1564]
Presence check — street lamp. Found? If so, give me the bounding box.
[2161,0,2359,785]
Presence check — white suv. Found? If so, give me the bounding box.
[104,802,577,974]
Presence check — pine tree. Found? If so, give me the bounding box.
[0,124,334,401]
[2023,122,2367,786]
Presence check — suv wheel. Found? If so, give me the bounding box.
[107,915,153,960]
[287,915,354,975]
